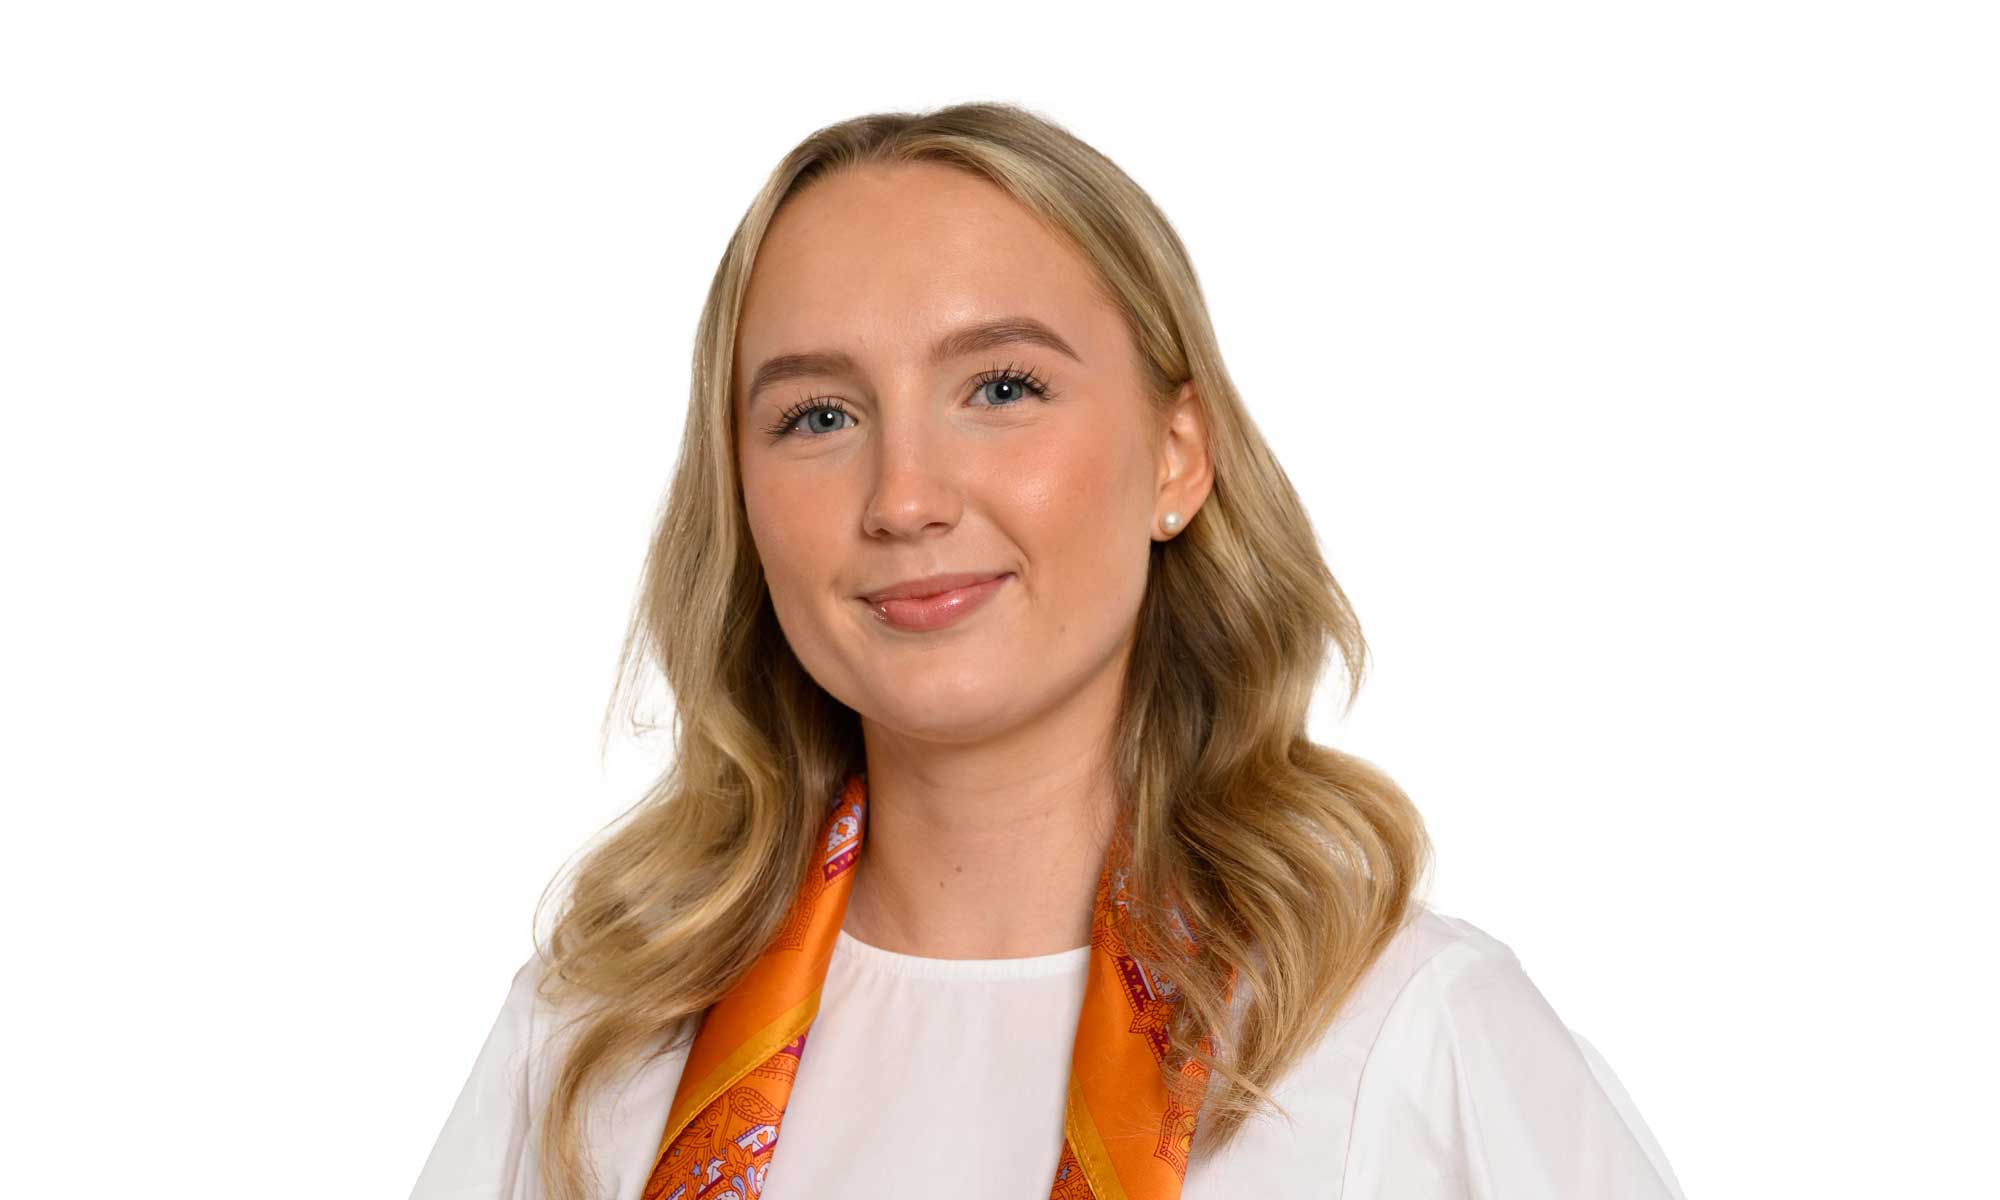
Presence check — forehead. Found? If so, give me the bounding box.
[734,162,1122,398]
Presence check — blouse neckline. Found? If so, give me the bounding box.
[832,927,1091,981]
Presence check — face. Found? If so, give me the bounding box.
[733,161,1209,749]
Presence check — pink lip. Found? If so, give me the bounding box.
[861,573,1012,632]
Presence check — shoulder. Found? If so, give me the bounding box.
[409,950,566,1200]
[410,949,701,1200]
[468,949,568,1089]
[1366,904,1522,996]
[1214,903,1533,1126]
[1329,900,1600,1094]
[1329,903,1687,1198]
[1317,902,1529,1049]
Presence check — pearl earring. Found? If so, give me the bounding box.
[1160,511,1182,535]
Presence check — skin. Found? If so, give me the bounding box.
[734,161,1213,959]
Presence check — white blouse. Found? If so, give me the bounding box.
[410,905,1684,1199]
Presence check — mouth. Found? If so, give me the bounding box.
[858,572,1013,633]
[860,570,1011,604]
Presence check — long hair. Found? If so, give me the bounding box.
[528,101,1431,1199]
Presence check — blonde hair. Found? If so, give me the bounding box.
[529,101,1431,1199]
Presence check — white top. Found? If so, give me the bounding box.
[410,905,1685,1199]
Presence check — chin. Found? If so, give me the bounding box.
[861,681,1021,744]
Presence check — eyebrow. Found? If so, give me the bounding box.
[742,315,1082,410]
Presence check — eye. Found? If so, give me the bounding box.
[765,397,855,441]
[761,363,1057,443]
[969,363,1054,409]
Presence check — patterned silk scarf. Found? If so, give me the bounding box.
[641,770,1214,1199]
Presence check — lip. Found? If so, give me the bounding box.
[861,571,1010,603]
[859,572,1013,633]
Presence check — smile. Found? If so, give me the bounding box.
[861,573,1013,633]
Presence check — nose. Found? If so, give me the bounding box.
[860,396,964,540]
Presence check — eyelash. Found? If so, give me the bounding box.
[763,362,1058,441]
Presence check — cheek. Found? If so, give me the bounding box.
[999,420,1151,587]
[742,469,830,612]
[747,496,857,693]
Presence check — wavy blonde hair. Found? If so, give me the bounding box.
[527,100,1431,1199]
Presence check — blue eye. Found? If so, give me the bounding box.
[767,400,855,439]
[763,362,1057,441]
[969,365,1054,409]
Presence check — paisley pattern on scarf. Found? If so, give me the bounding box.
[642,770,1214,1199]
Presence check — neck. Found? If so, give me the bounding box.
[844,685,1122,960]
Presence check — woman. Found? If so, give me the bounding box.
[411,102,1684,1200]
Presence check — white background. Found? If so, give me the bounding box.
[3,3,1993,1196]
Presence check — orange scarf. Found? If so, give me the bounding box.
[642,770,1214,1199]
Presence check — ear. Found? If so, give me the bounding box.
[1154,379,1214,541]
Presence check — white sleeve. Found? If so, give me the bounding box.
[409,955,543,1200]
[1341,939,1685,1199]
